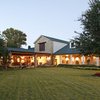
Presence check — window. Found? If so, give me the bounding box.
[39,42,46,51]
[70,41,75,48]
[71,42,74,48]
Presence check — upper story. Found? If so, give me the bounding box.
[34,35,68,54]
[7,35,79,55]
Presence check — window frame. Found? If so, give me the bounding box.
[39,42,46,51]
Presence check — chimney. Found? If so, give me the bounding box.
[28,45,31,49]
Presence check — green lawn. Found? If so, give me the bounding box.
[0,68,100,100]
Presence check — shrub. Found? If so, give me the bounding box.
[93,73,100,77]
[57,64,96,68]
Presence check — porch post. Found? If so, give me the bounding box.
[9,52,12,67]
[50,54,54,65]
[34,54,38,67]
[59,55,62,64]
[70,55,72,64]
[81,55,85,64]
[96,57,99,66]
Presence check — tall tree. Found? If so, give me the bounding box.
[75,0,100,56]
[2,28,27,48]
[0,34,9,69]
[0,34,4,56]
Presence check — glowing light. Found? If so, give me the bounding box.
[11,59,14,63]
[72,57,74,61]
[93,56,96,59]
[21,59,24,63]
[31,59,34,63]
[66,57,69,61]
[17,58,20,62]
[66,55,69,57]
[75,57,79,61]
[21,56,24,59]
[47,57,51,61]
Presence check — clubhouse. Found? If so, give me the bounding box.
[1,35,100,67]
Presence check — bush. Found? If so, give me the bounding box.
[93,73,100,77]
[57,64,96,68]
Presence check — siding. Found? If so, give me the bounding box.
[34,36,53,54]
[53,41,67,53]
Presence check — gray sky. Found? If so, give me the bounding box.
[0,0,89,48]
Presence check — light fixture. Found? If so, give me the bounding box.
[75,57,79,61]
[17,58,20,62]
[66,57,69,61]
[47,57,51,61]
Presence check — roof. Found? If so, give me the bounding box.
[54,44,80,55]
[44,35,68,44]
[34,35,68,44]
[7,47,34,53]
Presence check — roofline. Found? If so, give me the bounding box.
[34,35,44,44]
[34,35,68,44]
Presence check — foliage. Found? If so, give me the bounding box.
[75,0,100,55]
[0,34,4,56]
[0,34,10,69]
[2,28,27,48]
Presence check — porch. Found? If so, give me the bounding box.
[54,54,100,66]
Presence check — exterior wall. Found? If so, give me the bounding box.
[34,36,53,54]
[53,41,67,53]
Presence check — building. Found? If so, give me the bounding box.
[4,35,100,67]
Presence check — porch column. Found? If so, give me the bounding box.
[34,54,38,67]
[9,52,12,67]
[96,57,99,66]
[59,55,62,64]
[81,55,85,64]
[51,54,54,65]
[70,55,72,64]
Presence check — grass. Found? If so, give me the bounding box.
[0,68,100,100]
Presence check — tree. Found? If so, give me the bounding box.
[2,28,27,48]
[75,0,100,56]
[0,34,4,56]
[0,34,9,69]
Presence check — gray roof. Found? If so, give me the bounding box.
[54,44,80,55]
[44,35,68,44]
[8,47,34,53]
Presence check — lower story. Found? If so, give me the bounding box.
[1,53,99,67]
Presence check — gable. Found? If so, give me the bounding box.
[34,35,68,44]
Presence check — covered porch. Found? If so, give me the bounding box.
[10,52,34,67]
[34,53,53,67]
[54,54,99,65]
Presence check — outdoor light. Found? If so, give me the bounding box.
[75,57,79,61]
[21,59,24,63]
[31,59,34,63]
[17,58,20,62]
[21,56,24,59]
[47,57,50,61]
[72,57,74,61]
[93,56,96,59]
[11,59,14,63]
[66,57,69,61]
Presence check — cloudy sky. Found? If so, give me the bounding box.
[0,0,89,48]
